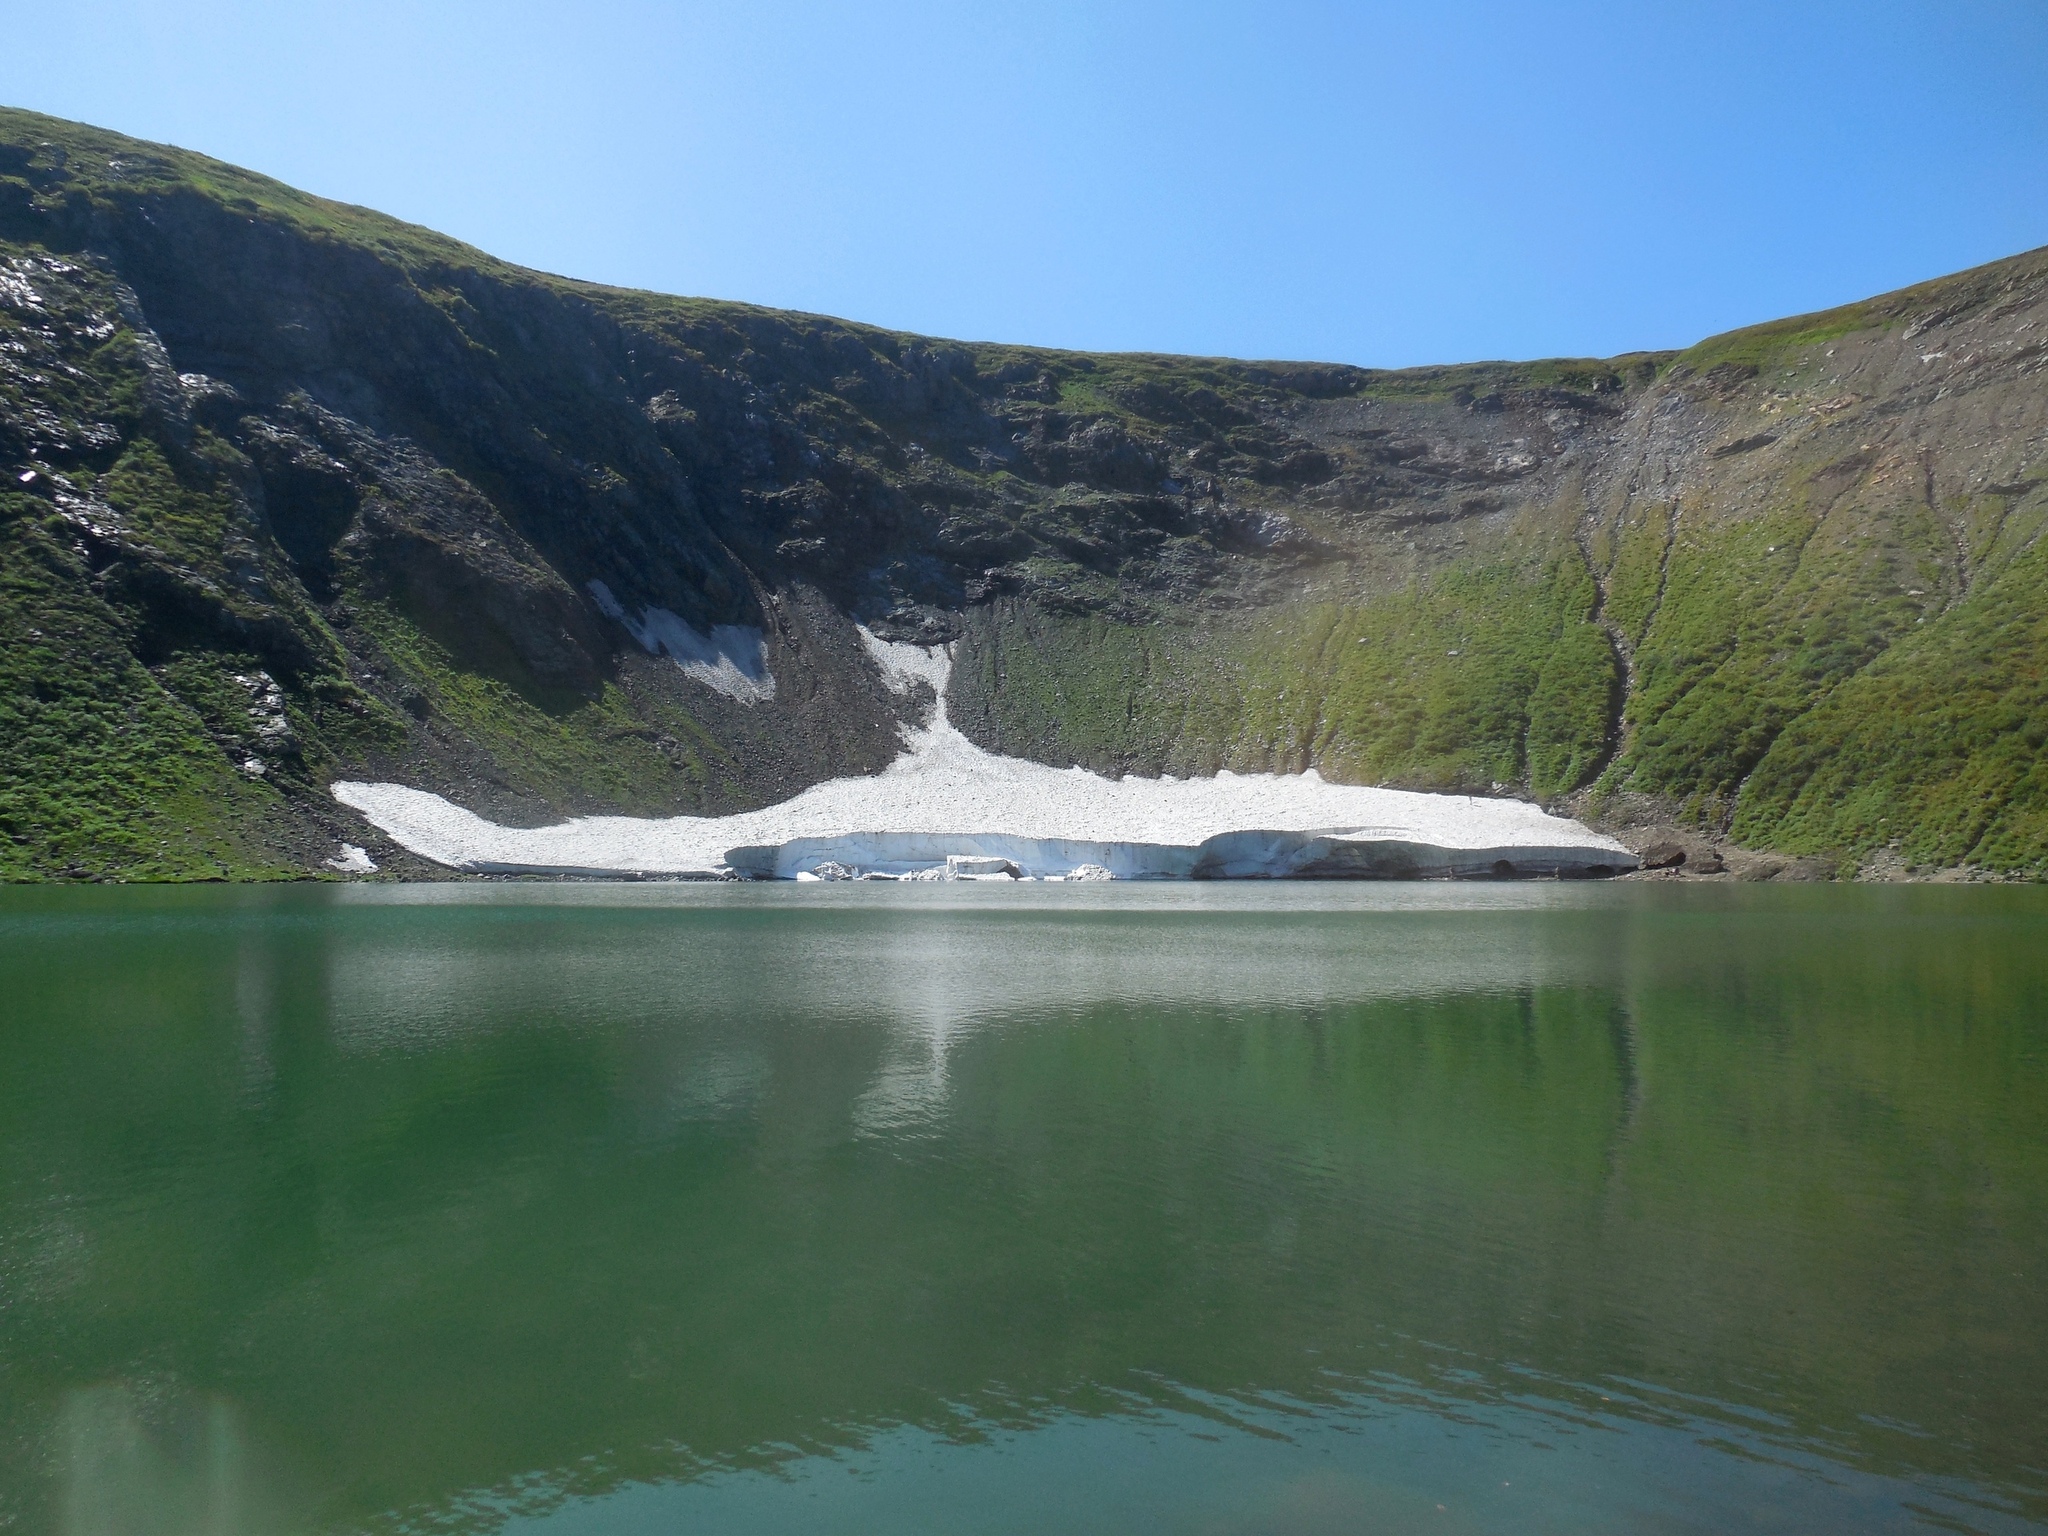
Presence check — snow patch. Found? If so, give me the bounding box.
[334,635,1635,881]
[859,626,950,700]
[0,261,43,311]
[587,580,774,704]
[325,843,377,874]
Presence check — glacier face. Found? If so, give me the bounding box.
[333,632,1635,881]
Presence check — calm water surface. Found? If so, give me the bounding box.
[1,882,2044,1534]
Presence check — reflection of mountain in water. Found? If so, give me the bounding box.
[1,888,2044,1533]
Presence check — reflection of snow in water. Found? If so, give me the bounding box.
[58,1384,286,1536]
[321,886,1603,1050]
[234,941,276,1091]
[316,884,1617,1138]
[852,1032,954,1139]
[849,928,986,1137]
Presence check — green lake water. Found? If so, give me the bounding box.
[1,882,2044,1534]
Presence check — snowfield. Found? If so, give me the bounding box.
[332,632,1635,881]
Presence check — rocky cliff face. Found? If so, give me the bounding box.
[2,107,2044,879]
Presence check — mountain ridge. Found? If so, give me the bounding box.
[2,106,2044,880]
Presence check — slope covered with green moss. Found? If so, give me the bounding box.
[1,106,2044,879]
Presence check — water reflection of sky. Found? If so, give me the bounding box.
[499,1379,2040,1536]
[56,1372,2033,1536]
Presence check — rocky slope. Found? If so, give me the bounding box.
[1,107,2044,880]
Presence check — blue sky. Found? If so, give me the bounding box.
[5,1,2045,367]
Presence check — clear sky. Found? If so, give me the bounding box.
[5,1,2045,367]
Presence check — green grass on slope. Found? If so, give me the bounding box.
[1733,534,2048,873]
[1298,557,1614,798]
[1609,463,1958,825]
[976,477,2048,876]
[1673,244,2048,379]
[0,501,296,880]
[0,240,391,878]
[90,434,249,577]
[351,602,734,816]
[1591,500,1673,647]
[0,108,515,287]
[968,554,1616,799]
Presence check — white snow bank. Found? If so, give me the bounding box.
[588,580,774,703]
[859,627,950,696]
[333,629,1634,881]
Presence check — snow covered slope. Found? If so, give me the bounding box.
[333,633,1635,880]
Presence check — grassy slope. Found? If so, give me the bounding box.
[0,119,385,876]
[0,499,286,879]
[966,258,2048,875]
[0,237,310,878]
[970,469,2048,874]
[960,548,1615,800]
[348,600,735,812]
[1734,534,2048,867]
[1601,298,2048,869]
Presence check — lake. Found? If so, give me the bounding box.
[1,882,2044,1534]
